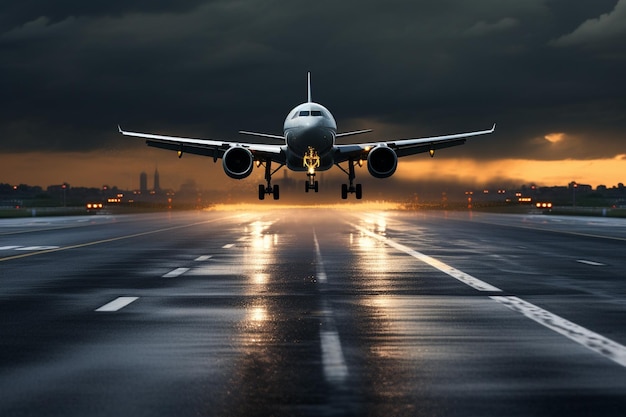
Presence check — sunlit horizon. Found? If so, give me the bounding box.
[3,149,626,192]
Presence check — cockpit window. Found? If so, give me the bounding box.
[299,110,310,116]
[311,110,322,116]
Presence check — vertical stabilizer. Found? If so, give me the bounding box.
[307,72,312,103]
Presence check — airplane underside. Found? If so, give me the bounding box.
[258,147,363,201]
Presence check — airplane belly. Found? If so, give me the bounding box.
[286,127,334,157]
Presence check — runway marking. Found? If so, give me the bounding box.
[0,216,239,263]
[194,255,213,261]
[0,245,60,251]
[491,296,626,368]
[162,267,190,278]
[15,246,60,251]
[354,217,626,368]
[320,329,348,383]
[314,231,348,384]
[313,232,327,284]
[95,296,139,312]
[577,259,605,266]
[222,243,235,249]
[354,225,502,292]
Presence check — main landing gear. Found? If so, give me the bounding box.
[304,147,320,194]
[258,159,284,200]
[337,158,363,200]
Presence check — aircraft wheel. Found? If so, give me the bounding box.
[356,184,362,199]
[273,184,280,200]
[258,185,265,200]
[314,181,319,193]
[305,181,309,193]
[341,184,348,199]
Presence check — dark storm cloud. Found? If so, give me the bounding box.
[1,0,624,161]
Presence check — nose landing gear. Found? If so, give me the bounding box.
[304,147,320,193]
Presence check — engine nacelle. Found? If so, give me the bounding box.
[367,146,398,178]
[222,147,254,179]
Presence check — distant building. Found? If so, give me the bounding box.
[139,172,148,194]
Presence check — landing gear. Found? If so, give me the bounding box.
[303,147,320,194]
[258,159,283,200]
[337,158,363,200]
[305,177,319,193]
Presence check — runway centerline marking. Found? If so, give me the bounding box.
[313,232,327,284]
[162,268,190,278]
[577,259,605,266]
[492,296,626,368]
[194,255,213,262]
[222,243,235,249]
[353,224,502,292]
[314,231,348,384]
[95,297,139,312]
[0,216,239,263]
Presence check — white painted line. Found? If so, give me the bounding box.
[354,225,502,292]
[0,246,21,250]
[222,243,235,249]
[194,255,213,262]
[577,259,605,266]
[491,296,626,368]
[95,296,139,312]
[313,232,327,283]
[162,267,190,278]
[320,329,348,383]
[15,246,60,251]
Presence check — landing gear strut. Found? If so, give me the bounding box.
[303,147,320,193]
[258,159,283,200]
[337,158,363,200]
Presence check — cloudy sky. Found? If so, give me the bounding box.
[1,0,625,194]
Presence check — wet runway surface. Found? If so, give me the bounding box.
[1,209,626,416]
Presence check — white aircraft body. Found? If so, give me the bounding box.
[119,73,495,200]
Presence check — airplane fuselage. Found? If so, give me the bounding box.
[283,102,337,171]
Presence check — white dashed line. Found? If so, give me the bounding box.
[492,296,626,367]
[162,267,190,278]
[313,233,327,284]
[0,246,21,250]
[95,297,139,312]
[222,243,235,249]
[577,259,605,266]
[320,329,348,383]
[314,231,348,384]
[194,255,213,261]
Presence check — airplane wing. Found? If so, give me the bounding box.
[335,124,495,162]
[118,126,284,162]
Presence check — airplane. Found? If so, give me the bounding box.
[119,73,495,200]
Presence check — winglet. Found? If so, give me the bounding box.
[491,123,496,132]
[307,72,312,103]
[118,124,123,134]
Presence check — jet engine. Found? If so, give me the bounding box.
[222,147,254,179]
[367,146,397,178]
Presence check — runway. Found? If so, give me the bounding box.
[1,209,626,416]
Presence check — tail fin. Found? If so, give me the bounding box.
[307,72,312,103]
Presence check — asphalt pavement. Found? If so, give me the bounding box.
[1,209,626,416]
